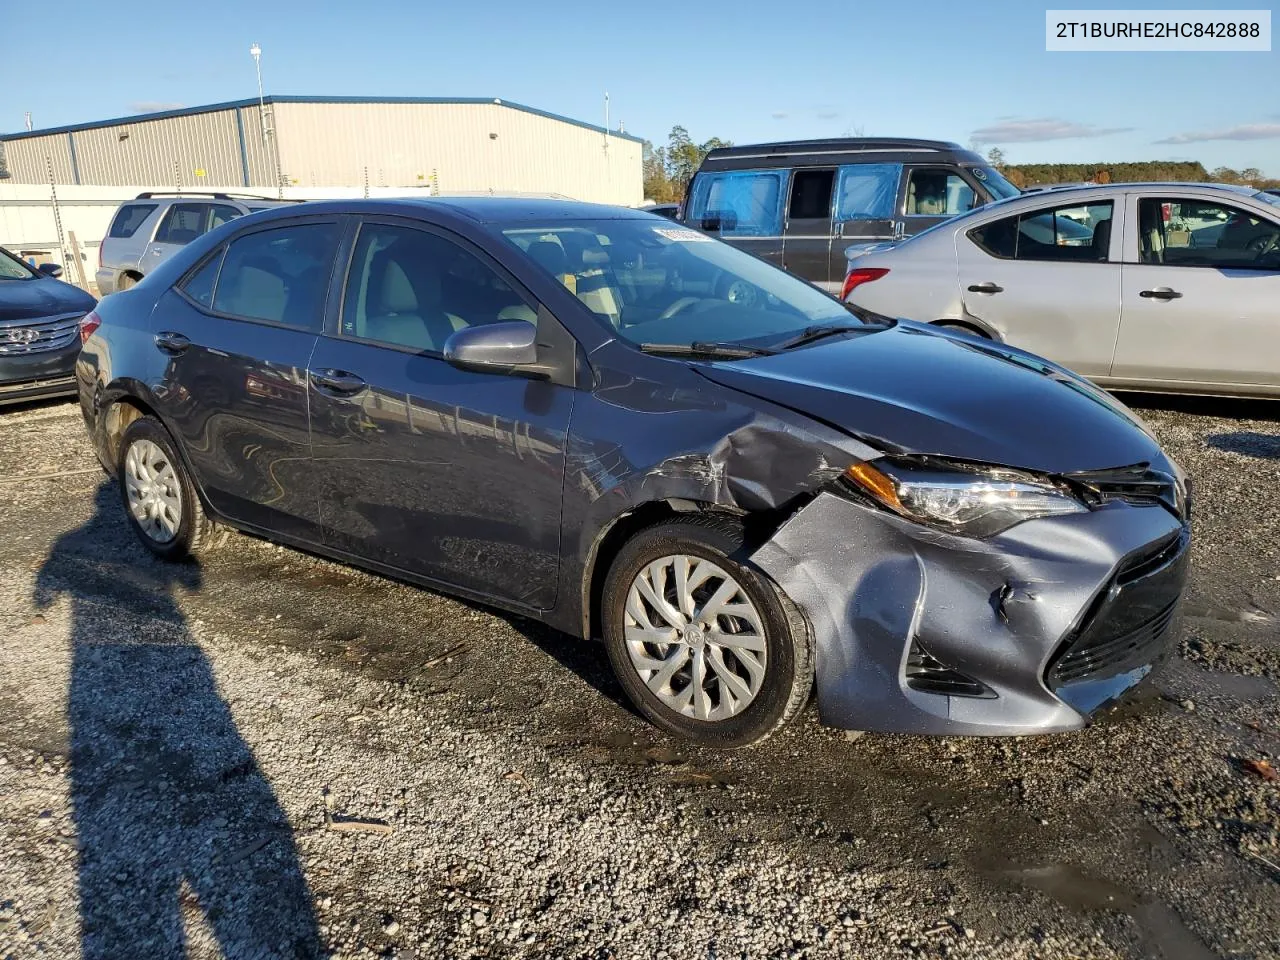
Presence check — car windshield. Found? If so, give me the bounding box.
[0,247,37,281]
[503,218,862,352]
[965,165,1022,200]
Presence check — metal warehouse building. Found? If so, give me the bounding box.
[0,96,643,205]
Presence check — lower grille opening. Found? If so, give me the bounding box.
[906,641,993,698]
[1051,601,1177,685]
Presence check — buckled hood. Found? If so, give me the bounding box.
[695,322,1165,475]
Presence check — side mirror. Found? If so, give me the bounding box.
[37,262,63,278]
[443,321,538,374]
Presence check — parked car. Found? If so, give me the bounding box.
[841,183,1280,398]
[680,138,1022,293]
[78,198,1189,745]
[96,192,297,295]
[640,202,680,220]
[0,245,97,405]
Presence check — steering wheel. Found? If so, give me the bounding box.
[657,297,702,321]
[1247,233,1279,257]
[721,279,760,307]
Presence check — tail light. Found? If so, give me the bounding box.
[79,310,102,344]
[840,267,889,301]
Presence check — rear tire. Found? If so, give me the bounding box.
[117,416,221,561]
[602,514,813,747]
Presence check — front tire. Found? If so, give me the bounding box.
[602,515,813,747]
[117,416,219,560]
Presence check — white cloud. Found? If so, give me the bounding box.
[970,118,1131,144]
[1155,123,1280,144]
[129,101,186,115]
[770,112,789,120]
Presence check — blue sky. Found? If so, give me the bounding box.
[3,0,1277,175]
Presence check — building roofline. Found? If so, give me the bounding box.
[1,96,644,144]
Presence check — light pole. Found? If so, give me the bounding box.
[249,42,282,196]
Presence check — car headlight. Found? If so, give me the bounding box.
[844,457,1088,537]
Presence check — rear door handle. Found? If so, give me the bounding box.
[309,369,367,395]
[1139,287,1182,301]
[153,331,191,354]
[967,282,1004,294]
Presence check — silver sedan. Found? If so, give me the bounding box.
[842,183,1280,398]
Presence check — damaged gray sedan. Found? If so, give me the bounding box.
[77,198,1190,746]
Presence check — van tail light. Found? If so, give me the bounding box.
[840,267,889,301]
[79,310,102,344]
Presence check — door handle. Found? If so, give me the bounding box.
[310,369,367,395]
[153,331,191,354]
[151,248,164,256]
[967,282,1004,294]
[1139,287,1182,301]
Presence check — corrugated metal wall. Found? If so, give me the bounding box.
[1,108,279,188]
[3,134,77,185]
[2,101,642,205]
[274,101,642,204]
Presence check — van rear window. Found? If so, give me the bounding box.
[108,204,158,239]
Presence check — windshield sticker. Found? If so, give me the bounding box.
[653,227,712,242]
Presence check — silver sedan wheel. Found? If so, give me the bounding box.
[123,439,183,544]
[624,554,767,722]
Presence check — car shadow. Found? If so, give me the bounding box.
[496,611,638,718]
[1115,391,1280,423]
[1204,431,1280,461]
[34,483,325,959]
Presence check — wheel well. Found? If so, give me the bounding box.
[101,395,156,471]
[933,319,992,339]
[583,500,790,641]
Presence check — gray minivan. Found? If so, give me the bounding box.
[682,139,1021,293]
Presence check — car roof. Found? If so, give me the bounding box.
[699,138,986,169]
[958,181,1277,217]
[239,196,657,226]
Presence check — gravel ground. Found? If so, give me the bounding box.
[0,395,1277,960]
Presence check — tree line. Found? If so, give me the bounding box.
[643,126,732,203]
[986,148,1279,190]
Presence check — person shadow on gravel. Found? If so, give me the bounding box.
[35,482,325,959]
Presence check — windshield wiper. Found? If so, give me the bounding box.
[771,324,865,351]
[638,341,776,360]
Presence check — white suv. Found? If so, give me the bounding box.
[96,192,295,295]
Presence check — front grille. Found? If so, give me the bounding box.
[906,641,993,698]
[0,314,83,356]
[1067,463,1186,519]
[1050,600,1177,684]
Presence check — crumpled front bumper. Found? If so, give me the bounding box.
[752,491,1189,736]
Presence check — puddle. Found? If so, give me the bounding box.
[999,863,1219,960]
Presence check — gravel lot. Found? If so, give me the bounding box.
[0,396,1277,960]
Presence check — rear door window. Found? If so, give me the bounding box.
[686,170,785,236]
[969,201,1114,262]
[212,222,340,329]
[833,163,902,220]
[155,203,209,245]
[208,204,244,231]
[108,203,158,239]
[178,249,224,308]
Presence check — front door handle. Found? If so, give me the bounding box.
[1139,287,1183,301]
[967,282,1004,294]
[310,369,367,395]
[153,331,191,354]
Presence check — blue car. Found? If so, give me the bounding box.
[1,246,96,404]
[77,198,1190,745]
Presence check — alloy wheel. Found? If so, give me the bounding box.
[623,554,767,722]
